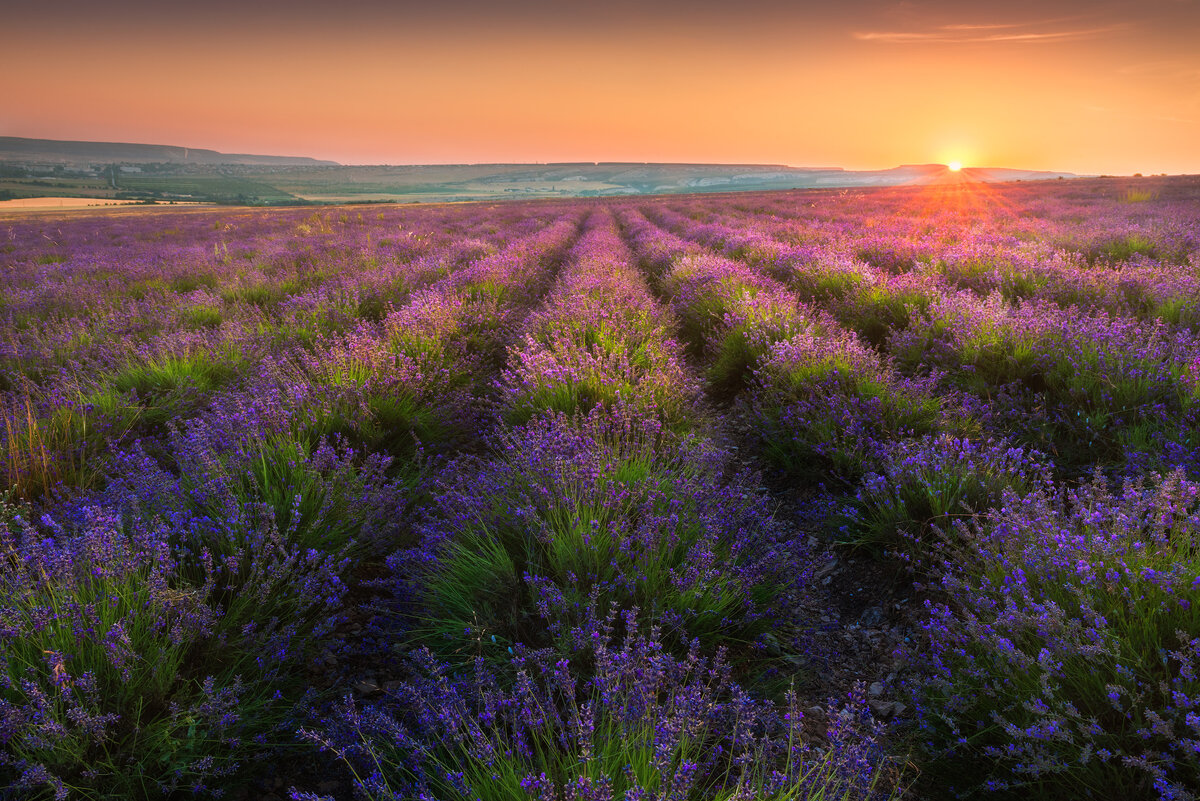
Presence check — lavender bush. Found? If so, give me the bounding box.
[744,330,942,484]
[296,614,900,801]
[396,406,799,670]
[913,471,1200,799]
[0,496,345,798]
[840,435,1053,569]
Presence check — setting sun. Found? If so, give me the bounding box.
[948,161,963,172]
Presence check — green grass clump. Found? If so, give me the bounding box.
[503,368,638,424]
[106,353,243,439]
[162,433,398,561]
[790,268,865,305]
[1153,296,1200,330]
[1122,188,1157,203]
[702,295,811,401]
[1,386,137,499]
[707,322,768,399]
[501,334,698,435]
[840,435,1052,570]
[229,282,286,308]
[0,496,344,800]
[411,409,780,670]
[180,305,223,329]
[112,349,242,399]
[834,283,932,352]
[169,272,219,293]
[1082,234,1158,265]
[856,245,917,274]
[360,391,456,465]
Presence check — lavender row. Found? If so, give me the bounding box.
[642,200,1200,477]
[0,208,584,798]
[620,207,941,486]
[641,201,941,350]
[306,212,902,799]
[498,210,701,427]
[396,209,794,665]
[0,205,568,500]
[657,186,1200,331]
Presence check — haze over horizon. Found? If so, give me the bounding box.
[4,0,1198,175]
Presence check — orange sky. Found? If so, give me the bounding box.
[3,1,1198,173]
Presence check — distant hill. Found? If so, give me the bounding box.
[0,136,338,166]
[0,138,1080,205]
[822,163,1081,186]
[253,162,1080,203]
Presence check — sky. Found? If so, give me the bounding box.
[3,0,1199,173]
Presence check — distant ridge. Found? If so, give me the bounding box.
[0,137,1080,205]
[0,136,338,166]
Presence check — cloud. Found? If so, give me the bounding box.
[1084,103,1194,125]
[1116,61,1200,81]
[854,21,1121,44]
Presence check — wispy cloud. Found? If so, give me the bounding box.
[1084,103,1194,125]
[1116,60,1200,81]
[938,15,1088,32]
[854,21,1121,44]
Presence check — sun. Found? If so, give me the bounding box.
[947,161,963,172]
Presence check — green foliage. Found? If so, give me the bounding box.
[675,292,735,356]
[856,246,916,275]
[790,269,865,305]
[758,383,942,486]
[504,371,638,425]
[834,284,930,352]
[413,415,774,670]
[1153,296,1200,330]
[1,387,134,499]
[707,324,765,400]
[914,472,1200,799]
[0,502,339,800]
[174,435,383,562]
[1082,234,1158,265]
[180,305,222,330]
[169,272,219,293]
[125,278,168,301]
[840,435,1052,570]
[226,282,287,308]
[361,391,454,467]
[109,347,246,434]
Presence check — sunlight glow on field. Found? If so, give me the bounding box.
[948,161,962,172]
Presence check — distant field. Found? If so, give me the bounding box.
[113,172,297,201]
[0,176,116,198]
[0,159,1088,205]
[0,197,213,215]
[0,196,147,210]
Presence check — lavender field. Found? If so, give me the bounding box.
[3,177,1200,800]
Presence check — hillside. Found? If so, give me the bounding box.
[0,137,1080,205]
[0,136,337,166]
